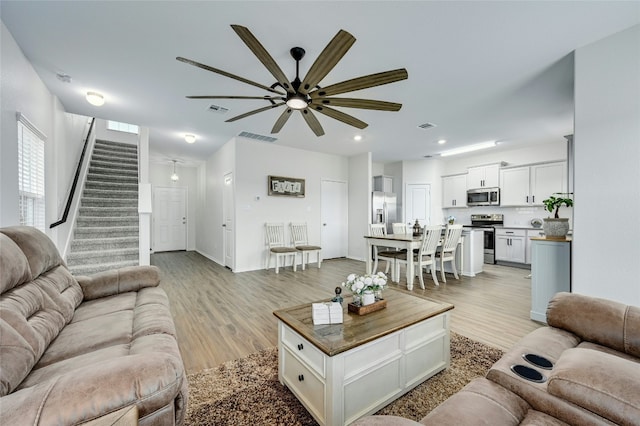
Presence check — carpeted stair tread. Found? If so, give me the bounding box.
[70,260,140,276]
[67,138,141,276]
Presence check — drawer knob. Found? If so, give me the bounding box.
[297,343,304,350]
[298,374,304,382]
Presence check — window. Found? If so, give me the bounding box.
[107,120,139,134]
[17,114,46,231]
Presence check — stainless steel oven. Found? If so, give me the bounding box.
[469,214,504,264]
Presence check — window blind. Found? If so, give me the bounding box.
[17,114,46,231]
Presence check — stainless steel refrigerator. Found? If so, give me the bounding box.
[372,191,397,234]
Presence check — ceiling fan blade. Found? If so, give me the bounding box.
[225,102,285,123]
[176,57,286,95]
[310,97,402,111]
[310,104,368,129]
[186,95,283,100]
[299,30,356,95]
[309,68,408,98]
[271,108,294,133]
[300,109,325,136]
[231,25,295,94]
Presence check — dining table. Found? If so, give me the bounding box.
[364,233,463,290]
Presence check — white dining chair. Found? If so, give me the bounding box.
[395,225,442,289]
[392,223,408,235]
[265,223,298,274]
[436,224,464,283]
[290,222,322,270]
[369,223,403,281]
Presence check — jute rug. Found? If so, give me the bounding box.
[184,332,503,425]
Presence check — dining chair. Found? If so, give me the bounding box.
[265,223,298,274]
[435,224,464,283]
[392,223,408,235]
[369,223,403,281]
[290,222,322,270]
[395,225,442,289]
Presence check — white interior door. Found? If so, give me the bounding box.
[405,184,431,226]
[321,180,348,259]
[153,187,186,252]
[223,172,235,270]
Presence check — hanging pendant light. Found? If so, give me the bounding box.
[170,160,179,181]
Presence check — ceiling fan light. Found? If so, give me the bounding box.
[86,91,105,106]
[286,96,308,110]
[184,134,196,144]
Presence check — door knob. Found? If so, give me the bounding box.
[222,224,226,227]
[323,223,327,226]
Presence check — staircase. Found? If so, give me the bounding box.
[66,140,139,275]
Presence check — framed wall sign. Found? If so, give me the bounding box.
[268,175,305,197]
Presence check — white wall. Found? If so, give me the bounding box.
[233,139,348,272]
[0,22,82,250]
[348,152,371,262]
[149,162,198,251]
[573,25,640,305]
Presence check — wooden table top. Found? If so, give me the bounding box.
[273,290,454,356]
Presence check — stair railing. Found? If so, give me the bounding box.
[51,117,96,228]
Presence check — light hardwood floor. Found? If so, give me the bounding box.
[152,252,542,374]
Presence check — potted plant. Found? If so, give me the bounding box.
[542,193,573,238]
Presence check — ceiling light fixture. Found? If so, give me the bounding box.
[285,95,308,110]
[170,160,179,182]
[86,91,105,106]
[437,139,447,145]
[184,134,196,144]
[354,135,362,141]
[440,141,497,157]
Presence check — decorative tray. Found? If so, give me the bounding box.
[347,299,387,315]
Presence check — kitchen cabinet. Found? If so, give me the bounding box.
[530,238,571,323]
[500,162,567,206]
[467,164,501,189]
[442,174,467,208]
[373,175,393,193]
[495,228,526,263]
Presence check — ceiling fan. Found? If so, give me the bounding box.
[177,25,408,137]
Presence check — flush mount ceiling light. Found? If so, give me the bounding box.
[440,141,496,157]
[353,135,362,141]
[437,139,447,145]
[184,134,196,144]
[170,160,179,182]
[86,91,105,106]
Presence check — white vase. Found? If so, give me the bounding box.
[543,218,570,238]
[362,290,375,306]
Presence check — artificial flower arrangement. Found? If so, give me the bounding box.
[342,272,388,303]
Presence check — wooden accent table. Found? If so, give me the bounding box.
[273,290,454,426]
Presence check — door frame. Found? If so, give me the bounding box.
[321,179,348,260]
[223,172,235,270]
[152,186,187,252]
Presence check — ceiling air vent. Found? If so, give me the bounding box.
[238,131,278,143]
[418,122,436,130]
[208,104,229,114]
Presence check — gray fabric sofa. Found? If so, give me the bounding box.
[0,226,188,425]
[353,292,640,426]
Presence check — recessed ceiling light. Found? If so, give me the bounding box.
[184,134,196,144]
[86,91,105,106]
[440,141,497,157]
[354,135,362,141]
[437,139,447,145]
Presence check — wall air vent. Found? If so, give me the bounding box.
[238,131,278,143]
[208,104,229,114]
[418,122,436,130]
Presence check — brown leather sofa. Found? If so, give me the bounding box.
[353,292,640,426]
[0,226,188,425]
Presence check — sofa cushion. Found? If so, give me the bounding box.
[547,292,640,358]
[0,233,32,293]
[1,226,64,278]
[548,347,640,425]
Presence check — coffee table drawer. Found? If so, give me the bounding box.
[281,324,325,377]
[405,314,447,349]
[282,347,325,423]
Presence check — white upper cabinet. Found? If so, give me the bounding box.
[442,174,467,208]
[467,164,500,189]
[500,162,567,206]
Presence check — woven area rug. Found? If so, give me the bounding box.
[184,332,503,425]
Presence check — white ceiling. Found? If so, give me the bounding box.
[2,1,639,165]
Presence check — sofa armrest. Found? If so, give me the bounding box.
[76,265,161,300]
[547,347,640,426]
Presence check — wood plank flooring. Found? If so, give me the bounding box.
[152,252,542,374]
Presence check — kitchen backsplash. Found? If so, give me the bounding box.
[442,205,574,228]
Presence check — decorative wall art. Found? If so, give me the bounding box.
[268,175,305,197]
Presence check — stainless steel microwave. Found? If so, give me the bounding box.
[467,188,500,206]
